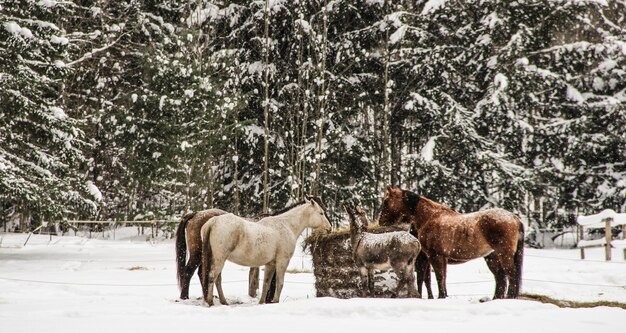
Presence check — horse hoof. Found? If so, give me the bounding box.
[479,297,491,303]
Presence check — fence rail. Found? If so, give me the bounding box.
[16,219,180,244]
[67,220,178,224]
[0,275,623,289]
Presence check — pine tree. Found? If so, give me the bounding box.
[0,0,97,225]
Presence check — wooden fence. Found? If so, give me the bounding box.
[577,210,626,261]
[21,220,179,243]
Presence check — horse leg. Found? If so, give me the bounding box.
[358,267,369,297]
[406,261,419,298]
[393,264,407,298]
[367,269,375,297]
[259,263,276,304]
[429,255,448,298]
[270,261,289,303]
[248,267,259,298]
[495,250,518,299]
[396,261,418,298]
[485,253,506,299]
[424,263,433,299]
[205,259,226,306]
[265,270,277,304]
[180,251,201,300]
[215,273,228,305]
[415,252,433,299]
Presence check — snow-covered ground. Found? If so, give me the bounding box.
[1,231,624,333]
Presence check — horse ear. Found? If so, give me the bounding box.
[343,204,350,214]
[354,205,368,227]
[387,186,393,192]
[343,205,353,225]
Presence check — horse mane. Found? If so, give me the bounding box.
[419,195,458,213]
[264,195,329,217]
[400,189,457,214]
[402,190,421,210]
[265,200,307,217]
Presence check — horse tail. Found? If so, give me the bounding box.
[176,212,196,292]
[201,222,213,302]
[512,219,525,298]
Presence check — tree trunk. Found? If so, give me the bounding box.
[313,0,328,196]
[381,0,391,188]
[263,0,270,213]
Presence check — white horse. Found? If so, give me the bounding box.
[200,196,331,306]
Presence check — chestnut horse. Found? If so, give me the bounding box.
[379,187,524,299]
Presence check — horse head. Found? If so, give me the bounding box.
[378,186,420,226]
[344,203,366,249]
[305,195,332,232]
[354,204,369,229]
[343,204,357,230]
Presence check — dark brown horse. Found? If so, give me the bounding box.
[175,209,228,300]
[379,187,524,299]
[175,209,276,301]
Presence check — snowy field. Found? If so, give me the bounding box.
[1,231,624,333]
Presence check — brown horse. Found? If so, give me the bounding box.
[379,187,524,299]
[175,209,275,301]
[175,209,228,300]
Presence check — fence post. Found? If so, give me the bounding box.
[580,247,585,260]
[577,224,583,259]
[604,218,612,261]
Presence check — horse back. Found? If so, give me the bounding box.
[357,232,420,268]
[418,208,519,260]
[204,214,281,267]
[475,209,522,249]
[186,209,229,253]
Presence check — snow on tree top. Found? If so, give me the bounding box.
[86,181,102,202]
[4,22,33,39]
[38,0,57,8]
[421,137,437,162]
[365,0,384,6]
[389,26,407,45]
[49,106,67,120]
[422,0,449,15]
[186,4,219,27]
